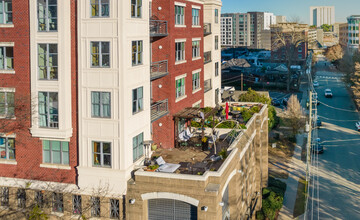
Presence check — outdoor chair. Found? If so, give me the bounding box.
[155,156,181,173]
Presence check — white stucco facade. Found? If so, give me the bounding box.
[310,6,335,27]
[77,0,151,195]
[204,0,222,107]
[264,12,276,30]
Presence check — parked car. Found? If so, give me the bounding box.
[316,118,322,127]
[325,89,333,98]
[271,98,281,106]
[282,97,289,106]
[313,81,319,87]
[312,138,324,154]
[356,121,360,131]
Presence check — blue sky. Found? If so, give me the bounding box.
[221,0,360,24]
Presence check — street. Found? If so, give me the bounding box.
[308,64,360,219]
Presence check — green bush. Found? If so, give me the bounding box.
[256,210,265,220]
[218,148,228,159]
[259,178,286,220]
[268,106,280,130]
[241,109,252,122]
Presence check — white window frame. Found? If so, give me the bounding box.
[91,41,110,68]
[0,0,12,24]
[38,44,58,80]
[0,137,15,160]
[175,5,185,26]
[91,91,111,118]
[215,9,219,23]
[176,77,186,98]
[131,0,142,18]
[92,141,111,167]
[192,71,200,91]
[0,46,13,70]
[0,90,14,117]
[42,140,69,165]
[38,0,57,32]
[192,8,199,26]
[90,0,109,18]
[192,40,200,58]
[133,132,144,162]
[175,41,185,62]
[132,40,143,66]
[38,92,58,128]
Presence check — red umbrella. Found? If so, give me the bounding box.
[225,102,229,120]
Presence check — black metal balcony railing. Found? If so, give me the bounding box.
[204,23,212,36]
[150,60,169,80]
[204,51,212,64]
[150,20,168,37]
[204,79,212,93]
[151,99,169,122]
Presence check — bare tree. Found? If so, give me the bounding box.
[283,95,305,136]
[271,23,308,91]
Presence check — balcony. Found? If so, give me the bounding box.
[150,20,168,37]
[151,60,169,80]
[151,99,169,122]
[204,79,212,92]
[204,23,212,36]
[204,51,212,64]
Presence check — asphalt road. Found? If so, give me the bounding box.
[308,65,360,219]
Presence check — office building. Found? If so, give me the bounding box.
[310,6,335,27]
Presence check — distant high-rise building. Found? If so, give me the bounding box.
[221,16,233,46]
[310,6,335,27]
[276,16,287,23]
[264,12,276,30]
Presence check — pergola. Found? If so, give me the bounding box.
[173,106,219,148]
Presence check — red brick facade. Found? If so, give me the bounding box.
[0,1,78,184]
[151,0,204,148]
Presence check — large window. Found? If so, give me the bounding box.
[0,46,13,70]
[38,0,57,31]
[175,42,185,62]
[72,195,82,215]
[215,62,219,76]
[0,91,14,117]
[0,0,12,24]
[91,0,109,17]
[175,5,184,25]
[215,36,219,50]
[131,0,141,18]
[38,44,58,80]
[192,41,200,58]
[132,87,143,114]
[93,141,111,167]
[176,77,185,98]
[110,199,120,219]
[133,132,143,162]
[192,72,200,91]
[52,193,63,213]
[38,92,58,128]
[42,140,69,165]
[192,8,199,26]
[91,92,111,118]
[91,42,110,67]
[215,9,218,23]
[0,137,15,160]
[132,41,143,66]
[91,197,100,217]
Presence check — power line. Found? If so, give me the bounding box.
[318,101,359,113]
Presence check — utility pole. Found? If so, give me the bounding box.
[241,73,243,91]
[307,91,312,183]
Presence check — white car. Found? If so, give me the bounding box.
[356,121,360,131]
[313,81,319,87]
[324,89,333,98]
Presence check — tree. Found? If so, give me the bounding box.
[325,44,344,62]
[271,23,307,91]
[283,95,305,136]
[321,24,332,32]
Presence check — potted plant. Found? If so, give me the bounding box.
[147,164,159,172]
[201,136,208,151]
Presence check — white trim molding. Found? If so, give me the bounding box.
[174,1,187,7]
[141,192,199,206]
[0,42,14,47]
[175,38,187,43]
[175,73,187,80]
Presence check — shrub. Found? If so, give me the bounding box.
[218,148,228,159]
[241,109,252,122]
[256,210,265,220]
[268,106,280,130]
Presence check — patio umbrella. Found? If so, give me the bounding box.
[225,102,229,120]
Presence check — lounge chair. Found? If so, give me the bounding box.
[155,156,181,173]
[184,127,194,139]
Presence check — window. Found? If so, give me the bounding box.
[192,41,200,58]
[131,0,141,18]
[192,72,200,91]
[298,54,302,59]
[73,195,82,215]
[176,77,185,98]
[0,137,15,160]
[91,197,100,217]
[175,42,185,62]
[91,92,111,118]
[215,62,219,76]
[93,141,111,167]
[175,5,184,25]
[38,0,57,31]
[91,0,109,17]
[215,9,218,23]
[38,44,58,80]
[17,189,26,209]
[133,132,143,162]
[42,140,69,165]
[132,87,143,114]
[52,193,63,213]
[0,91,14,117]
[38,92,58,128]
[132,41,143,66]
[91,42,110,67]
[1,187,9,206]
[110,199,119,219]
[0,46,13,70]
[0,0,12,24]
[35,191,44,208]
[215,36,219,50]
[298,47,302,52]
[192,8,199,26]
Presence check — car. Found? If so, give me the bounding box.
[271,98,281,106]
[282,97,289,106]
[316,118,322,127]
[312,138,324,154]
[325,89,333,98]
[313,81,319,87]
[356,121,360,131]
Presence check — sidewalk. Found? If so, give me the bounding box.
[278,80,308,220]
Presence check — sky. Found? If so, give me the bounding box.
[221,0,360,24]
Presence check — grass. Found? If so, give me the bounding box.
[293,177,307,218]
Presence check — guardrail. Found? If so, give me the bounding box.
[204,51,212,64]
[150,60,168,80]
[150,20,168,37]
[151,99,169,122]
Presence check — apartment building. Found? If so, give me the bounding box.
[346,15,360,51]
[220,16,233,46]
[339,23,349,47]
[263,12,276,30]
[310,6,335,27]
